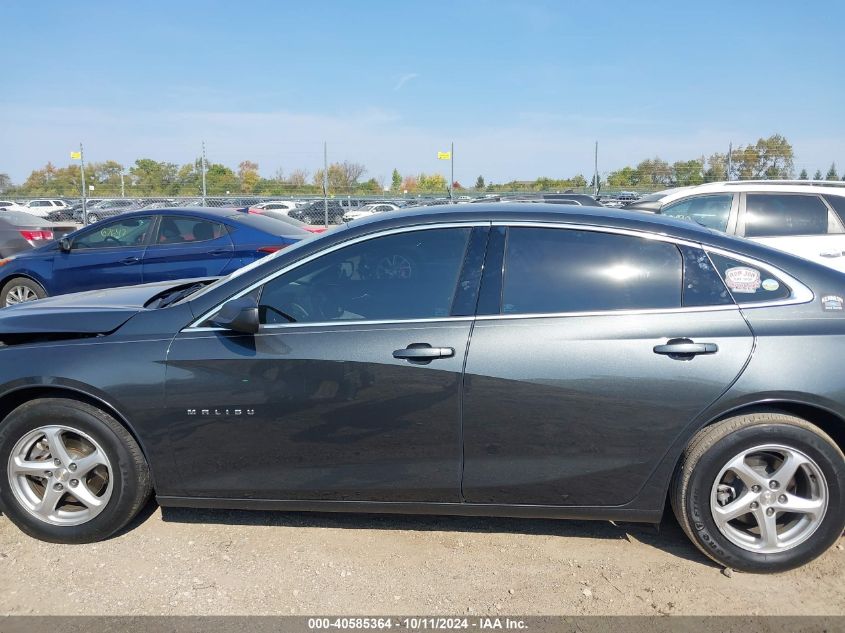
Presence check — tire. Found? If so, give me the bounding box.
[1,277,47,307]
[671,412,845,573]
[0,398,151,543]
[87,214,99,223]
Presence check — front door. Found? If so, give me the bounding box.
[461,226,755,506]
[164,225,478,502]
[53,216,153,294]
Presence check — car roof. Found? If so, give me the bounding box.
[659,181,845,205]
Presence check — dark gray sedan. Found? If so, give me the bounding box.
[0,203,843,573]
[0,209,76,259]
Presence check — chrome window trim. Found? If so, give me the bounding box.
[703,245,815,308]
[474,304,739,322]
[184,316,475,334]
[185,222,489,330]
[491,220,702,249]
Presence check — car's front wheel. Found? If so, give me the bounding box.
[0,398,151,543]
[671,412,845,573]
[1,277,47,307]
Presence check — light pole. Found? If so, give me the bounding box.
[120,171,125,198]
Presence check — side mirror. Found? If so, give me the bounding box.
[59,237,72,253]
[210,295,260,334]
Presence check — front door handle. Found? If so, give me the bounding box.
[654,338,718,359]
[208,249,229,256]
[820,250,844,258]
[393,343,455,362]
[120,256,140,265]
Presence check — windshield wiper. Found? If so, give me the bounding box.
[156,283,208,309]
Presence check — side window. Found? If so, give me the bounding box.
[501,228,682,315]
[743,194,837,237]
[258,228,471,324]
[679,245,733,307]
[156,217,226,244]
[661,194,733,232]
[73,217,153,249]
[708,252,791,302]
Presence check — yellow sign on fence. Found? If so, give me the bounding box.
[70,151,81,160]
[437,151,451,160]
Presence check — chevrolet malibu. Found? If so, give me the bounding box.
[0,204,843,573]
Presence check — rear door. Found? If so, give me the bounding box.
[52,216,153,293]
[142,215,235,282]
[738,192,845,272]
[461,225,755,506]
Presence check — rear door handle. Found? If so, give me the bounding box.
[820,250,844,258]
[120,256,140,265]
[654,339,718,357]
[208,249,229,256]
[393,343,455,361]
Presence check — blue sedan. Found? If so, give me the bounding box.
[0,207,310,306]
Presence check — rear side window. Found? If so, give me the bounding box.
[661,194,733,232]
[708,252,791,302]
[680,246,733,307]
[501,228,682,314]
[743,194,838,237]
[156,217,227,244]
[823,195,845,225]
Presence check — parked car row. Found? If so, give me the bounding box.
[0,208,310,307]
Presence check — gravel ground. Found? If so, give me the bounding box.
[0,504,843,616]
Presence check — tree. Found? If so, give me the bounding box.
[205,163,238,194]
[704,153,728,182]
[287,169,309,187]
[0,173,10,193]
[237,160,260,193]
[391,168,402,192]
[475,175,485,190]
[798,168,808,180]
[313,161,367,192]
[814,169,823,180]
[671,159,704,186]
[401,175,418,192]
[636,157,672,186]
[730,135,794,180]
[417,173,447,192]
[130,159,178,195]
[826,163,839,181]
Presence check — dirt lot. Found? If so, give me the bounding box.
[0,504,843,616]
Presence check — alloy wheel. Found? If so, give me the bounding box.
[7,425,113,526]
[710,444,828,553]
[5,285,38,306]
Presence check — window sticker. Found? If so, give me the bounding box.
[762,278,780,292]
[724,267,761,294]
[822,295,843,311]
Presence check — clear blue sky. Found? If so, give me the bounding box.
[1,0,843,185]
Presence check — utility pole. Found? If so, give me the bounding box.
[450,141,454,202]
[593,141,599,197]
[727,142,732,181]
[323,141,329,227]
[80,143,88,226]
[201,141,208,206]
[120,171,125,198]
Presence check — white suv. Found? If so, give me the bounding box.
[653,181,845,272]
[25,199,68,218]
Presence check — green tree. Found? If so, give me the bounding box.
[814,169,823,180]
[672,159,704,186]
[391,168,402,192]
[606,166,637,188]
[205,163,238,194]
[417,173,446,192]
[798,168,808,180]
[475,175,485,190]
[636,157,672,186]
[130,159,178,195]
[826,163,839,181]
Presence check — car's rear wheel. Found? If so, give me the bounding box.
[1,277,46,307]
[87,214,99,223]
[671,412,845,572]
[0,398,151,543]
